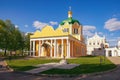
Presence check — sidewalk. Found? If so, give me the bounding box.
[25,63,79,74]
[107,57,120,65]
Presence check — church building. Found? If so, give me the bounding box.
[87,33,109,56]
[30,9,86,58]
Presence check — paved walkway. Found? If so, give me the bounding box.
[25,63,79,74]
[107,57,120,65]
[0,57,120,80]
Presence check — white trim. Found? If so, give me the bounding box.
[30,36,68,41]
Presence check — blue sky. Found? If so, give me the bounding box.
[0,0,120,46]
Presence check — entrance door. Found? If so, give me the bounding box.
[108,50,112,57]
[41,43,50,57]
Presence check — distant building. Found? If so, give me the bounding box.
[105,40,120,57]
[87,33,109,56]
[29,8,86,58]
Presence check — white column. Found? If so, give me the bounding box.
[67,39,70,58]
[105,50,108,57]
[54,39,57,58]
[38,40,41,56]
[112,50,114,56]
[33,40,35,56]
[50,40,53,57]
[30,40,32,56]
[68,40,70,57]
[61,39,64,58]
[72,41,73,57]
[41,40,44,56]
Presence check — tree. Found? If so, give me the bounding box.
[0,19,25,56]
[0,20,11,56]
[0,19,30,56]
[24,33,31,51]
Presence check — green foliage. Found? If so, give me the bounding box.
[0,19,30,56]
[24,33,31,51]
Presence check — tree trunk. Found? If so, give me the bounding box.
[22,48,24,56]
[4,44,7,56]
[4,48,7,56]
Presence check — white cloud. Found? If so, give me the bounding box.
[104,18,120,31]
[83,25,96,31]
[25,25,28,28]
[83,25,96,36]
[15,25,19,28]
[33,21,48,29]
[83,30,95,37]
[49,21,58,26]
[33,21,58,29]
[107,39,117,42]
[98,32,103,35]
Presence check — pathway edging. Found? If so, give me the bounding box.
[12,65,118,78]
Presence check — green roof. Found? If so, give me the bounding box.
[60,17,80,25]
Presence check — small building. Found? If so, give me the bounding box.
[29,9,86,58]
[87,33,109,56]
[105,41,120,57]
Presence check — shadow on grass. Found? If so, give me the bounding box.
[9,66,37,71]
[41,63,116,74]
[5,56,28,60]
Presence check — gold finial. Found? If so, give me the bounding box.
[68,6,72,18]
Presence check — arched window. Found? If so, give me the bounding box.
[74,28,78,34]
[89,43,91,45]
[98,43,99,45]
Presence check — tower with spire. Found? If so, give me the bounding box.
[59,7,84,42]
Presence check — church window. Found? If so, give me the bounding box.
[63,28,69,32]
[89,43,91,45]
[98,43,99,45]
[74,28,78,34]
[98,48,101,50]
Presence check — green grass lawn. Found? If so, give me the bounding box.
[41,56,116,74]
[6,56,116,74]
[6,58,60,71]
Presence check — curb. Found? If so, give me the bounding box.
[12,65,119,78]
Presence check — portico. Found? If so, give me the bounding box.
[30,37,72,58]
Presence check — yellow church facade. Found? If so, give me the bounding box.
[30,9,86,58]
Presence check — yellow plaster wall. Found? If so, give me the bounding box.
[35,41,39,56]
[30,25,68,38]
